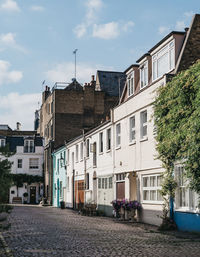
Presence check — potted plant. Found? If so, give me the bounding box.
[23,192,28,204]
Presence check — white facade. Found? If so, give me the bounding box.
[65,122,114,215]
[8,143,44,204]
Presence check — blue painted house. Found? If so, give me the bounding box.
[171,165,200,232]
[52,146,66,208]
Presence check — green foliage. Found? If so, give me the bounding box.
[0,153,12,203]
[154,60,200,199]
[11,174,43,187]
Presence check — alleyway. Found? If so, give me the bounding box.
[1,206,200,257]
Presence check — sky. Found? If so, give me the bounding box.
[0,0,199,130]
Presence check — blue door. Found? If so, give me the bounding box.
[57,178,60,207]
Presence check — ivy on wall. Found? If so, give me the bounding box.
[153,60,200,202]
[11,174,44,188]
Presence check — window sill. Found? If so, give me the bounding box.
[129,140,136,146]
[106,149,111,153]
[140,137,148,142]
[93,165,97,168]
[175,208,200,214]
[115,146,121,150]
[142,200,163,205]
[99,152,103,155]
[80,159,83,162]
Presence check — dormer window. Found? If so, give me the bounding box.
[127,72,134,97]
[0,139,5,147]
[140,61,148,89]
[24,139,34,153]
[152,40,175,81]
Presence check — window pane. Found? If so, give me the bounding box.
[98,178,101,189]
[150,176,156,187]
[150,190,156,200]
[157,176,162,186]
[157,191,163,201]
[143,190,149,200]
[143,177,149,187]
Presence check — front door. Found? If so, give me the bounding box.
[116,182,125,200]
[30,186,36,204]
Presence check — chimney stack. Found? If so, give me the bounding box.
[16,122,21,131]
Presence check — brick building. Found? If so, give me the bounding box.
[39,72,125,203]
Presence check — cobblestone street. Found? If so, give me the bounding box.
[1,206,200,257]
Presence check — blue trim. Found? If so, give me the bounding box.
[174,211,200,232]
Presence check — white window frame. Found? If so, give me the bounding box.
[140,110,147,140]
[29,158,39,170]
[127,71,134,97]
[116,123,121,148]
[67,149,70,165]
[129,116,136,143]
[175,165,198,212]
[76,144,79,162]
[106,128,111,151]
[99,132,103,153]
[0,139,6,147]
[142,174,163,204]
[80,142,83,161]
[140,61,148,89]
[24,139,34,153]
[86,139,90,158]
[152,40,175,81]
[17,159,23,169]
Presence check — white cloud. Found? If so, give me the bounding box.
[74,0,134,40]
[92,21,134,40]
[85,0,103,25]
[184,11,194,18]
[45,62,113,84]
[0,32,16,44]
[0,60,23,86]
[74,0,103,38]
[0,33,27,53]
[93,22,119,39]
[122,21,135,32]
[0,92,41,130]
[0,0,20,12]
[158,26,170,35]
[175,20,186,31]
[73,24,87,38]
[30,5,44,12]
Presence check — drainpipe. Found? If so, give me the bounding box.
[83,129,86,207]
[170,196,174,220]
[73,169,75,209]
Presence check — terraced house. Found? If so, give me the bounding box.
[52,14,200,232]
[0,123,44,204]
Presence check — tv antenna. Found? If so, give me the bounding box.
[73,49,78,81]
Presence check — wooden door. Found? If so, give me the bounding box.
[116,182,125,200]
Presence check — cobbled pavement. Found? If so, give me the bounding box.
[1,206,200,257]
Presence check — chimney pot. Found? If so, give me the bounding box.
[45,86,48,91]
[91,75,95,81]
[184,27,189,32]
